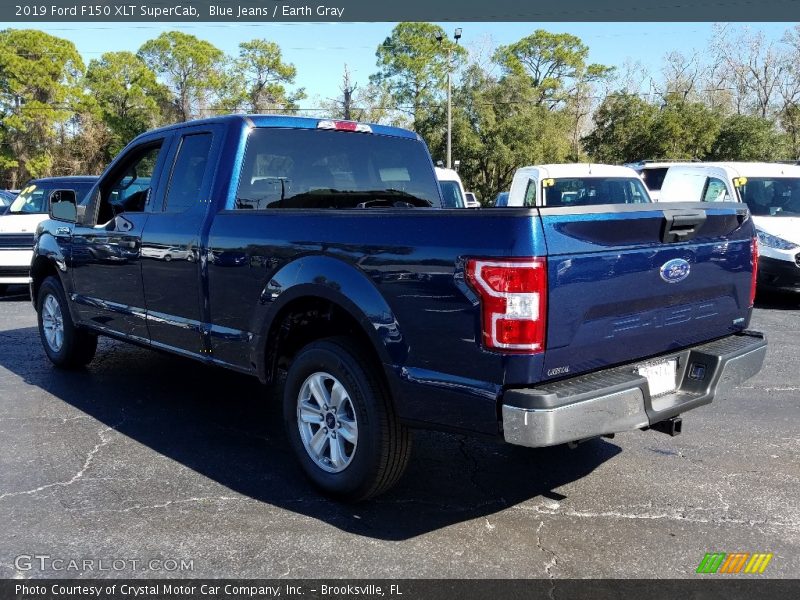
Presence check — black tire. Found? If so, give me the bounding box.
[283,336,410,501]
[36,276,97,369]
[0,284,7,296]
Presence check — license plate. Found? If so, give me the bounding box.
[637,359,677,397]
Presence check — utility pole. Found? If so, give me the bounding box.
[436,28,462,169]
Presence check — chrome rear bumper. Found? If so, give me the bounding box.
[501,332,767,448]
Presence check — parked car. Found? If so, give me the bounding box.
[502,164,652,207]
[464,191,480,208]
[31,115,765,500]
[626,160,698,201]
[435,166,466,208]
[0,176,97,294]
[0,190,16,215]
[659,162,800,293]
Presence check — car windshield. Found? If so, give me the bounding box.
[236,128,440,209]
[8,181,94,214]
[738,177,800,217]
[544,177,651,207]
[439,180,465,208]
[8,183,47,214]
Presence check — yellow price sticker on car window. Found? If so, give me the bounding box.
[542,178,555,187]
[733,177,748,187]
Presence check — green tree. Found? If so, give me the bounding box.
[138,31,225,121]
[582,93,660,163]
[649,96,722,159]
[85,51,169,158]
[709,114,788,161]
[225,39,305,113]
[422,65,570,203]
[495,30,612,109]
[0,28,84,187]
[371,22,466,130]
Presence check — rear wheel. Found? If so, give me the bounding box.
[37,276,97,369]
[283,336,410,501]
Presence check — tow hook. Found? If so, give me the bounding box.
[651,416,683,437]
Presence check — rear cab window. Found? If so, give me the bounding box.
[235,128,441,209]
[542,177,651,207]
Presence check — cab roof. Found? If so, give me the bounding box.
[133,114,420,141]
[514,163,641,179]
[666,162,800,178]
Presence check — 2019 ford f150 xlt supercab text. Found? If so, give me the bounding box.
[31,115,767,500]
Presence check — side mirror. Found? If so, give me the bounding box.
[49,189,77,223]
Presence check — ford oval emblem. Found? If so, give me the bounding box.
[660,258,691,283]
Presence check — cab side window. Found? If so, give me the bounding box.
[98,143,162,223]
[523,180,537,207]
[702,177,731,202]
[163,133,213,213]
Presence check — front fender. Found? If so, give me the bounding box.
[30,223,73,312]
[250,254,407,376]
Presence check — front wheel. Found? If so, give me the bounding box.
[283,336,410,501]
[37,276,97,369]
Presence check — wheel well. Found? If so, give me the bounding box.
[265,297,383,385]
[30,257,60,302]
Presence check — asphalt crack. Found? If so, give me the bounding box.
[535,521,558,599]
[0,421,121,501]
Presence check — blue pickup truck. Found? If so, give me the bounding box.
[31,115,766,500]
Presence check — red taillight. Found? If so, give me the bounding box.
[317,119,372,133]
[466,258,547,353]
[750,236,759,307]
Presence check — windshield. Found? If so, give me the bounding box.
[8,181,94,215]
[236,128,441,209]
[544,177,651,207]
[738,177,800,217]
[439,180,465,208]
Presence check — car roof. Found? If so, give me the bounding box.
[27,176,99,184]
[435,167,462,182]
[666,162,800,178]
[132,114,420,142]
[515,163,641,179]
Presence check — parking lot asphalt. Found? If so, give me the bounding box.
[0,285,797,579]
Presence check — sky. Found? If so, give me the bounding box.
[10,21,796,108]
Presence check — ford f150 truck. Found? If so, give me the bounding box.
[31,115,766,500]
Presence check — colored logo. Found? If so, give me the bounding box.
[660,258,691,283]
[696,552,773,574]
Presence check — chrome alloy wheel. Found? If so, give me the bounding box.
[296,371,359,473]
[42,294,65,352]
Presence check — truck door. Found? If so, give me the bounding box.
[140,125,222,355]
[69,137,172,341]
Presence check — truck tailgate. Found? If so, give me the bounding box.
[539,202,755,381]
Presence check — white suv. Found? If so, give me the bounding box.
[0,176,96,294]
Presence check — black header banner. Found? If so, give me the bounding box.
[4,0,800,22]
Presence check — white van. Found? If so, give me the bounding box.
[435,167,466,208]
[505,164,652,207]
[626,160,697,201]
[659,162,800,292]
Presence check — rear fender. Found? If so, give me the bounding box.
[251,254,406,379]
